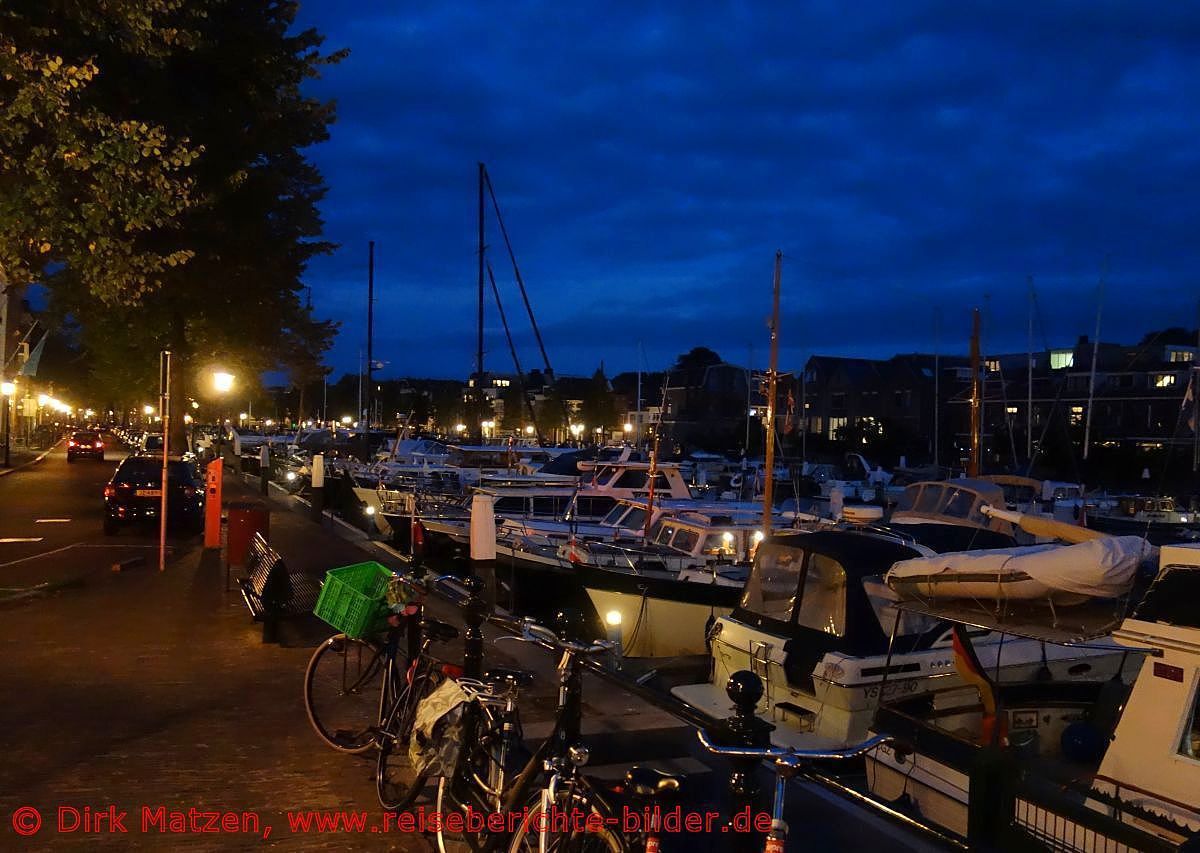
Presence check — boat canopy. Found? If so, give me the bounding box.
[891,479,1010,532]
[733,530,924,656]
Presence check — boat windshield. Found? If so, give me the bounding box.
[739,543,848,636]
[601,503,629,525]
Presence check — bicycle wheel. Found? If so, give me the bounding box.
[507,787,625,853]
[435,703,519,852]
[376,666,445,811]
[304,633,386,754]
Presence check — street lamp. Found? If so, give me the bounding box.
[212,371,235,394]
[1,380,14,468]
[340,415,352,425]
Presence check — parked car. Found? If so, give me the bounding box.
[137,433,165,456]
[103,456,205,535]
[67,430,105,463]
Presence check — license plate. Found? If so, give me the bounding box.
[136,489,162,497]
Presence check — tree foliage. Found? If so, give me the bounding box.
[0,0,202,300]
[4,1,345,435]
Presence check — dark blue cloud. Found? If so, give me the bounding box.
[294,0,1200,379]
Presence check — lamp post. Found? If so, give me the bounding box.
[1,380,14,468]
[212,370,235,457]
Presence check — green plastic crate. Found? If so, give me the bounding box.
[313,561,394,638]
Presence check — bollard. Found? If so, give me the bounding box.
[460,574,487,679]
[723,670,775,853]
[259,445,270,496]
[310,453,325,523]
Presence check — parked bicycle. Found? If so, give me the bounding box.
[302,571,453,753]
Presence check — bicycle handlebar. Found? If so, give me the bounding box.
[517,618,616,656]
[696,729,890,763]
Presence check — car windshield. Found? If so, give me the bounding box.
[143,435,164,449]
[73,432,99,441]
[114,459,195,484]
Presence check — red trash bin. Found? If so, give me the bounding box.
[226,501,270,568]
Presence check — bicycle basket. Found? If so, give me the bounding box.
[409,679,471,775]
[312,561,394,638]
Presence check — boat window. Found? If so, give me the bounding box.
[614,470,649,489]
[652,473,672,492]
[601,504,627,525]
[654,523,675,545]
[703,532,735,556]
[671,529,700,554]
[939,488,975,519]
[1180,683,1200,760]
[593,466,618,486]
[914,485,944,514]
[493,496,526,513]
[739,545,803,621]
[896,486,919,513]
[619,507,647,531]
[795,553,847,637]
[532,497,561,516]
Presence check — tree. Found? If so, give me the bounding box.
[579,367,619,436]
[27,0,344,447]
[0,2,201,302]
[672,346,723,386]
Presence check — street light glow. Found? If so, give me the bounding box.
[143,404,154,415]
[0,381,14,397]
[212,371,234,393]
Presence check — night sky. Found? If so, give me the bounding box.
[295,2,1200,380]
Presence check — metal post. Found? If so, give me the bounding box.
[1082,265,1106,460]
[1,386,9,468]
[367,240,375,429]
[159,350,171,572]
[1027,275,1034,463]
[722,671,774,853]
[461,575,486,679]
[969,309,981,477]
[762,251,783,539]
[259,444,270,496]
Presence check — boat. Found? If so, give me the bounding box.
[884,535,1151,604]
[670,513,1130,750]
[863,543,1200,849]
[1086,494,1200,545]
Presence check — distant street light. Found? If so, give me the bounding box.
[525,425,535,435]
[1,380,14,468]
[144,404,154,416]
[341,415,352,425]
[623,422,633,433]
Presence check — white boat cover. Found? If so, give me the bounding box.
[886,536,1154,600]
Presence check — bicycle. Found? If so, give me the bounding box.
[696,728,891,853]
[499,613,629,853]
[302,571,455,754]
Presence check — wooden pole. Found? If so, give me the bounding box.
[969,309,981,477]
[762,251,783,538]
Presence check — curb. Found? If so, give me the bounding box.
[0,439,63,477]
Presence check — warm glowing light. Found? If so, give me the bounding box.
[364,505,376,516]
[604,610,622,627]
[753,531,765,543]
[38,394,49,406]
[341,415,352,425]
[623,422,632,432]
[143,405,154,415]
[722,531,734,544]
[285,471,297,482]
[183,414,193,424]
[304,420,313,427]
[191,400,200,409]
[525,425,535,435]
[455,423,466,433]
[264,419,274,426]
[1,381,15,396]
[212,371,234,394]
[239,412,248,421]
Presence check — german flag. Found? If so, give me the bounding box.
[952,625,1004,744]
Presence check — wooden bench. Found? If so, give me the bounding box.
[238,533,321,641]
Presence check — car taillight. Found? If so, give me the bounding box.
[69,440,76,447]
[95,441,103,448]
[104,485,116,498]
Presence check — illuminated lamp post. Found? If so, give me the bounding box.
[1,380,14,468]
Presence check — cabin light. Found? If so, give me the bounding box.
[364,505,376,516]
[286,471,297,482]
[604,610,622,627]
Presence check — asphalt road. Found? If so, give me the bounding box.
[0,434,194,595]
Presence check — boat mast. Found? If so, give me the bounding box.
[635,341,643,446]
[1082,263,1106,461]
[366,240,375,428]
[762,251,783,538]
[933,308,940,473]
[1026,275,1034,463]
[969,308,981,477]
[476,162,486,439]
[1193,300,1199,473]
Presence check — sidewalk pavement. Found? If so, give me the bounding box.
[0,468,694,851]
[0,442,59,476]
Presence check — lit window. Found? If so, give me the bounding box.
[1050,350,1074,370]
[1168,349,1195,363]
[985,359,1000,373]
[1006,406,1018,415]
[829,417,847,438]
[1070,405,1084,426]
[1155,374,1177,388]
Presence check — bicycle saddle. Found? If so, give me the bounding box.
[483,666,535,688]
[624,766,684,797]
[421,618,460,643]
